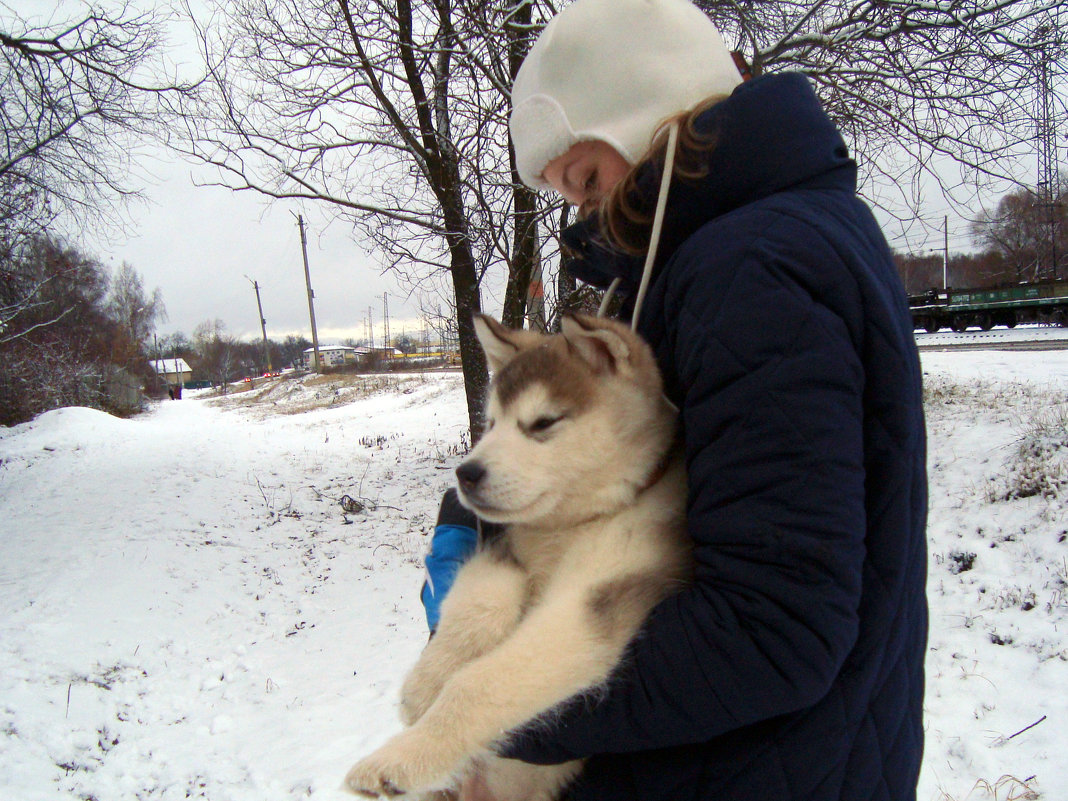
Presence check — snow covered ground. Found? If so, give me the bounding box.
[1,353,1066,801]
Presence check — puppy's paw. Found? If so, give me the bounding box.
[344,729,462,798]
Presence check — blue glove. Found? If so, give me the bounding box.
[421,489,479,633]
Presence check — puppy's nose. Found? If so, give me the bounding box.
[455,461,486,493]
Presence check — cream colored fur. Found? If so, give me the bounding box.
[344,314,691,801]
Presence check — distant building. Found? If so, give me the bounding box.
[151,358,192,387]
[302,345,367,370]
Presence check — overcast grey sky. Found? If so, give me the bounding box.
[88,150,423,345]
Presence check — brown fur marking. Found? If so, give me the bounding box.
[493,345,594,412]
[587,573,672,641]
[484,535,522,570]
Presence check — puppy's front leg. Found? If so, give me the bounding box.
[401,551,527,725]
[344,584,626,797]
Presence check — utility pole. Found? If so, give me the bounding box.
[295,214,322,371]
[245,276,273,374]
[368,306,374,350]
[943,216,949,290]
[381,292,390,361]
[1034,20,1060,280]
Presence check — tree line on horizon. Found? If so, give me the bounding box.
[155,321,448,392]
[0,234,165,426]
[897,177,1068,296]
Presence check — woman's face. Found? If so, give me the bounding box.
[542,140,630,215]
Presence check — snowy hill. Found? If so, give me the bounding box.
[1,355,1066,801]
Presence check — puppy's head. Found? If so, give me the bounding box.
[455,314,675,527]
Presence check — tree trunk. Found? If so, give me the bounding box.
[438,172,489,442]
[502,181,539,329]
[555,204,576,324]
[501,0,538,331]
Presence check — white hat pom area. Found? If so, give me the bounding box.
[509,0,742,189]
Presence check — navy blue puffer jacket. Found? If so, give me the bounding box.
[501,73,928,801]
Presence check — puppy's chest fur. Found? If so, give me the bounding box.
[487,459,691,619]
[487,523,592,609]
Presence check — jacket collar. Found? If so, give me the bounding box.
[563,72,857,295]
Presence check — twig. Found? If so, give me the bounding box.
[1008,715,1046,740]
[254,475,272,512]
[357,461,371,499]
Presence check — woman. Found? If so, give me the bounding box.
[428,0,927,799]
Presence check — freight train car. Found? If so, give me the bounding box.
[910,278,1068,333]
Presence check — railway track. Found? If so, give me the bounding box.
[915,327,1068,352]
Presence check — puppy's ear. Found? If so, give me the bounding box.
[473,314,521,372]
[560,314,633,375]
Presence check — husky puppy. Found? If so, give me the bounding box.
[345,314,691,801]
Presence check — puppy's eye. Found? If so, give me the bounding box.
[529,415,561,433]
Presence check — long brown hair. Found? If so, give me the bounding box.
[593,93,728,256]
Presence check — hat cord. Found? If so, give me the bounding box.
[597,123,682,417]
[596,121,680,333]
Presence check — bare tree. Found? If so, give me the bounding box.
[970,175,1067,281]
[107,261,167,368]
[192,318,238,390]
[180,0,572,436]
[0,2,198,233]
[1,1,196,380]
[0,235,135,425]
[694,1,1066,224]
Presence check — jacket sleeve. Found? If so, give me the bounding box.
[501,231,867,763]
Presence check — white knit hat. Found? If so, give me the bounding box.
[510,0,742,189]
